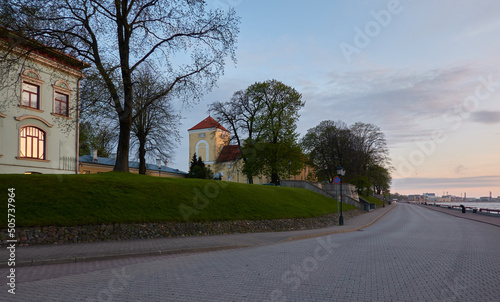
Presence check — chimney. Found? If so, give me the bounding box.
[165,160,169,167]
[92,149,98,162]
[111,153,117,159]
[157,159,161,169]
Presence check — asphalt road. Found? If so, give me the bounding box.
[2,203,500,302]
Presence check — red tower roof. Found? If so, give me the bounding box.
[188,116,229,132]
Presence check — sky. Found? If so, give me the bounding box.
[168,0,500,198]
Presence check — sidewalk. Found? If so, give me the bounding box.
[1,205,397,268]
[418,203,500,227]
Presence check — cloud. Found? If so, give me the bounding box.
[297,64,491,146]
[392,175,500,190]
[471,110,500,124]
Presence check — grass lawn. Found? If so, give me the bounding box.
[361,195,385,207]
[1,172,355,228]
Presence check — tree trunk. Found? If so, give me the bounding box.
[113,113,132,172]
[138,131,147,175]
[271,173,280,185]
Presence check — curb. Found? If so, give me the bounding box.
[0,245,251,268]
[280,204,397,242]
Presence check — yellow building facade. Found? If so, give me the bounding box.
[188,116,251,183]
[188,116,314,184]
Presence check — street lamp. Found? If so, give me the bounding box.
[337,166,346,226]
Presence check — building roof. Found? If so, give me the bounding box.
[0,26,90,71]
[79,155,188,175]
[188,116,229,132]
[216,145,241,163]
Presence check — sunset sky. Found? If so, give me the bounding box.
[170,0,500,198]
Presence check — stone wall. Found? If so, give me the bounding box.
[1,210,364,246]
[281,180,363,209]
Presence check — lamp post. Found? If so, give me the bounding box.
[337,166,345,226]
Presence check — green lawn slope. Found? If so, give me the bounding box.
[361,195,385,207]
[1,172,355,228]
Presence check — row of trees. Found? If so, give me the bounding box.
[209,80,391,193]
[302,120,391,195]
[2,0,240,172]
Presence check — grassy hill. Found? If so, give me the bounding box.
[361,195,385,207]
[1,172,355,228]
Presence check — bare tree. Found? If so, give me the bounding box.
[209,88,265,183]
[2,0,240,172]
[131,65,180,174]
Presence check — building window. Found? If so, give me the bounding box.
[54,92,69,116]
[195,140,209,162]
[198,133,206,138]
[19,126,45,160]
[22,82,40,109]
[20,69,44,111]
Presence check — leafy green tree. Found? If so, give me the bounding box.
[243,80,305,185]
[302,120,353,182]
[302,120,391,194]
[210,80,305,185]
[368,164,391,195]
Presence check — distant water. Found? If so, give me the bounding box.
[436,202,500,211]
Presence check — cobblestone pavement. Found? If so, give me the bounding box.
[2,203,500,301]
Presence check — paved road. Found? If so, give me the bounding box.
[2,203,500,301]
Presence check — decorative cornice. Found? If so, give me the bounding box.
[15,115,53,128]
[0,112,6,118]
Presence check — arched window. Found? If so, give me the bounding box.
[19,126,45,159]
[195,140,209,162]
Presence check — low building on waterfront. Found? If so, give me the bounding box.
[79,151,187,178]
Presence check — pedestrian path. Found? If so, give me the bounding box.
[0,205,397,268]
[418,203,500,227]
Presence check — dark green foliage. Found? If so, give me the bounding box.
[302,120,391,195]
[211,79,305,185]
[188,153,213,179]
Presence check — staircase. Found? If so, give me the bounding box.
[280,180,375,211]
